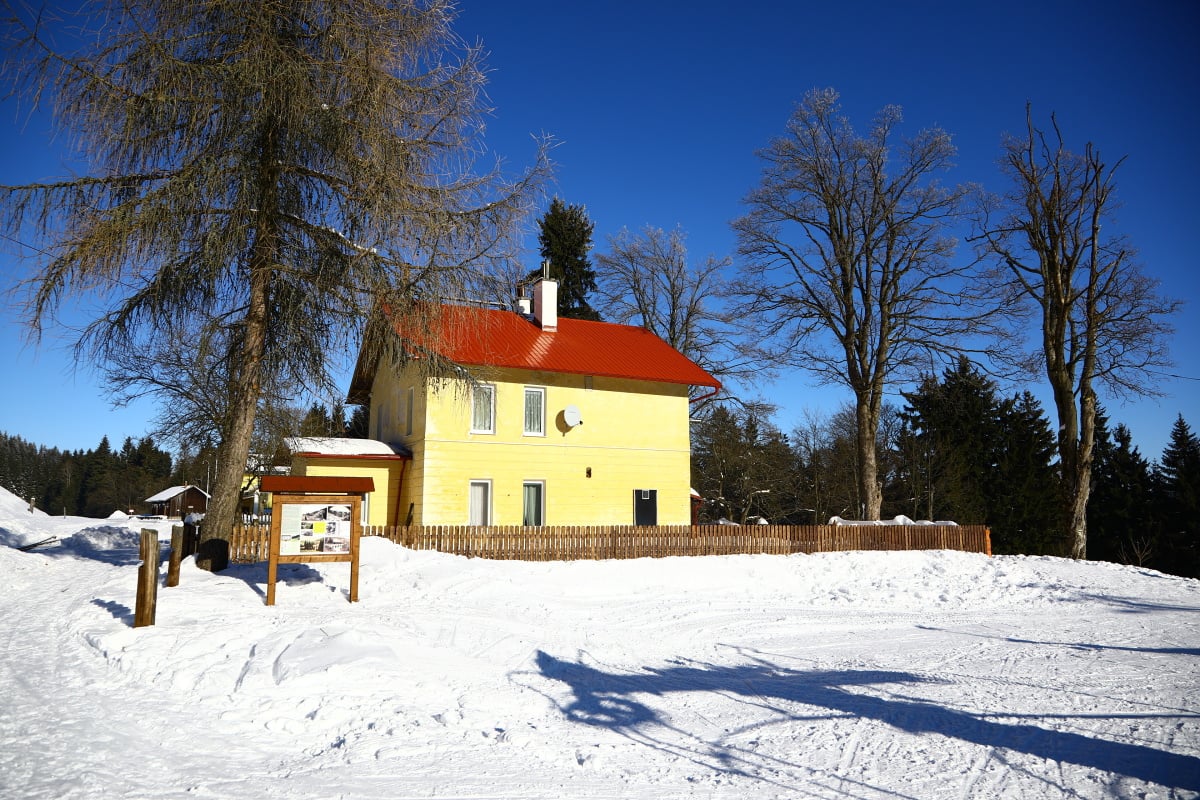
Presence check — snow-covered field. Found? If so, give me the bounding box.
[1,485,1198,799]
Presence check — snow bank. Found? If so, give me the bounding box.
[829,514,958,526]
[2,491,1198,799]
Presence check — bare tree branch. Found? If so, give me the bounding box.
[595,225,754,407]
[971,105,1180,558]
[732,88,981,518]
[1,0,551,565]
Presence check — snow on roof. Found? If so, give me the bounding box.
[285,437,408,457]
[145,485,211,503]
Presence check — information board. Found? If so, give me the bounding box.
[267,492,362,606]
[278,502,352,555]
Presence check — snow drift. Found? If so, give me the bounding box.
[0,484,1197,798]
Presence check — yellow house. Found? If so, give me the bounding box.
[331,279,720,527]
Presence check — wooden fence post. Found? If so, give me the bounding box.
[182,521,199,557]
[166,525,183,587]
[135,529,160,628]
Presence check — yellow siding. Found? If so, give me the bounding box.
[291,455,403,528]
[364,362,694,526]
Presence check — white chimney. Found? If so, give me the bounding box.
[533,278,558,332]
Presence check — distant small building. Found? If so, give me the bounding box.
[145,485,210,518]
[240,464,290,522]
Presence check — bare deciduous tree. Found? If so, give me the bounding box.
[1,0,549,567]
[974,108,1178,559]
[733,88,979,519]
[595,225,748,405]
[104,319,303,488]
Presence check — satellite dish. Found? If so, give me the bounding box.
[563,405,582,427]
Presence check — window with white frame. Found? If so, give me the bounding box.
[471,384,495,433]
[469,480,491,526]
[522,481,544,526]
[524,387,545,436]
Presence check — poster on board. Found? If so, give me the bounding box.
[278,503,352,555]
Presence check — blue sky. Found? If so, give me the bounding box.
[1,0,1197,459]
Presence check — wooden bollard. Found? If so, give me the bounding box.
[135,529,160,628]
[166,525,183,588]
[182,521,199,557]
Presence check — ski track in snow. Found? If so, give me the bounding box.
[1,491,1198,799]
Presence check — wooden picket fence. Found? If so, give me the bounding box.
[229,523,272,564]
[226,523,990,564]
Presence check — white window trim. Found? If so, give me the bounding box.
[522,480,546,527]
[469,479,492,526]
[524,386,546,437]
[470,383,496,434]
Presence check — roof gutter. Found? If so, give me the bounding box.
[689,383,721,405]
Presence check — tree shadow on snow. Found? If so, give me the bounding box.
[1004,635,1200,657]
[91,598,134,625]
[219,561,327,600]
[1077,592,1200,615]
[533,650,1200,792]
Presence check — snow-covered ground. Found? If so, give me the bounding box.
[1,485,1198,799]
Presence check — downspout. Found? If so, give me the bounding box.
[690,384,721,405]
[391,456,410,528]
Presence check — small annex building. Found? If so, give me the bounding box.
[145,485,210,518]
[284,437,410,528]
[328,278,720,528]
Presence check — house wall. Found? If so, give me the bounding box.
[290,455,404,528]
[368,360,694,526]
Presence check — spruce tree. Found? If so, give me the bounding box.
[533,198,600,320]
[691,405,797,524]
[991,392,1059,555]
[1089,417,1156,566]
[346,406,371,439]
[899,359,1058,554]
[900,358,998,524]
[1154,415,1200,577]
[79,437,118,517]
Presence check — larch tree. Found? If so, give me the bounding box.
[733,88,980,520]
[973,108,1177,559]
[1,0,549,568]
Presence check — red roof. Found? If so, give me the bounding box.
[368,304,721,390]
